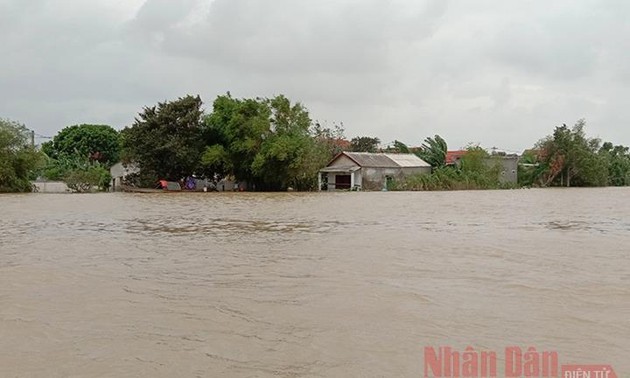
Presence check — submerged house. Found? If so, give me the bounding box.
[109,162,140,191]
[445,150,519,185]
[319,152,431,191]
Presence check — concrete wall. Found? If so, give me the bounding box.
[485,156,519,184]
[329,155,356,168]
[362,167,402,190]
[110,162,140,191]
[32,181,70,193]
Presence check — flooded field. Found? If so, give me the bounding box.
[1,188,629,377]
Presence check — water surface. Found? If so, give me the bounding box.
[1,189,629,377]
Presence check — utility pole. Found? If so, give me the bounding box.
[31,130,35,148]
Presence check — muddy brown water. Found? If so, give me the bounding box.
[1,189,629,377]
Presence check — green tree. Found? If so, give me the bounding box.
[0,119,44,192]
[202,94,333,191]
[311,121,347,159]
[536,120,607,187]
[64,165,111,193]
[350,136,380,152]
[393,140,410,153]
[41,124,120,166]
[121,95,205,184]
[251,95,316,190]
[416,135,447,168]
[202,94,271,184]
[599,142,630,186]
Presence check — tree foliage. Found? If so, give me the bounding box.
[533,120,608,187]
[202,94,332,191]
[393,145,505,191]
[121,95,205,183]
[41,124,120,166]
[416,134,447,168]
[64,165,111,193]
[350,136,380,153]
[0,118,44,192]
[599,142,630,186]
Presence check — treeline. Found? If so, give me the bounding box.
[2,93,630,192]
[121,94,345,191]
[0,119,42,192]
[519,119,630,187]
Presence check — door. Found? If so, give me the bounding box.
[335,174,351,189]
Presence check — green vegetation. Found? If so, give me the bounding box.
[41,124,120,165]
[201,94,336,191]
[119,94,346,191]
[37,124,119,192]
[5,94,630,193]
[519,119,630,188]
[121,95,205,186]
[350,136,380,153]
[415,135,447,168]
[0,118,44,192]
[394,145,507,191]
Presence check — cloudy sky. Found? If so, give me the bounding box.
[1,0,629,151]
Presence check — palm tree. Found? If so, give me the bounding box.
[416,135,447,168]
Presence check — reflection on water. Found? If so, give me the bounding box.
[1,189,629,377]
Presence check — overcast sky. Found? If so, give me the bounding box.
[1,0,629,152]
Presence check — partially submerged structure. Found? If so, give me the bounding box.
[319,152,431,191]
[445,150,519,185]
[109,162,140,192]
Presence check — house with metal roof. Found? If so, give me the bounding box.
[319,152,431,191]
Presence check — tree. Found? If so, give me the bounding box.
[350,136,380,152]
[250,95,317,190]
[599,142,630,186]
[202,94,271,184]
[41,124,120,166]
[416,135,447,168]
[311,121,347,158]
[536,120,607,187]
[0,118,43,192]
[121,95,205,184]
[203,94,328,191]
[64,165,111,193]
[393,140,410,153]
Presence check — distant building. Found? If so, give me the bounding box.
[446,150,468,166]
[487,154,519,185]
[445,150,519,185]
[319,152,431,191]
[109,162,140,191]
[32,180,70,193]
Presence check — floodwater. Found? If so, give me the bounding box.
[1,189,629,377]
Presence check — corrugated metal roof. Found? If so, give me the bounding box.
[331,152,431,168]
[384,153,431,168]
[343,152,398,167]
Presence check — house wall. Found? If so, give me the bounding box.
[362,167,402,190]
[484,157,519,184]
[32,181,70,193]
[109,162,140,191]
[329,155,357,168]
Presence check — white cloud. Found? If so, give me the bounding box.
[0,0,629,151]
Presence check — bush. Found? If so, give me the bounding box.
[64,165,111,193]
